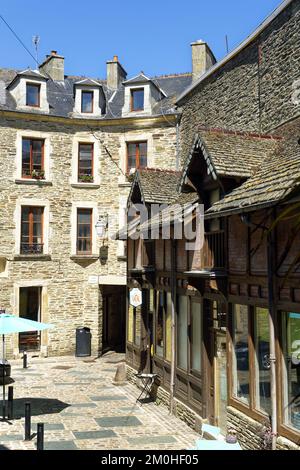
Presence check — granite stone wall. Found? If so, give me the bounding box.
[0,116,178,357]
[179,0,300,163]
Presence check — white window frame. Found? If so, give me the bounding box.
[14,198,50,255]
[74,86,102,117]
[15,130,51,181]
[71,133,101,186]
[118,132,153,184]
[71,202,98,256]
[9,77,49,112]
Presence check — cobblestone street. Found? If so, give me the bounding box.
[0,353,199,450]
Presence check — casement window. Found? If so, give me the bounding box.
[22,138,44,179]
[130,88,144,111]
[177,295,202,374]
[231,304,271,415]
[26,83,40,107]
[76,208,92,254]
[156,291,165,357]
[177,295,188,370]
[127,142,147,172]
[21,206,44,254]
[81,91,94,113]
[78,143,94,182]
[282,312,300,432]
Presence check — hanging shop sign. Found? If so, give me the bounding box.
[129,288,142,308]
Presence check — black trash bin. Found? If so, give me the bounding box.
[75,327,91,357]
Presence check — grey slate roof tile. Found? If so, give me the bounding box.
[132,168,182,205]
[206,118,300,216]
[0,67,192,119]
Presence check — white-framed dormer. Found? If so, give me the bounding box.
[122,73,166,117]
[70,132,101,187]
[15,129,52,182]
[7,69,49,113]
[73,79,104,117]
[14,198,50,256]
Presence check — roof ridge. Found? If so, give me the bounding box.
[198,126,282,140]
[151,72,192,79]
[139,167,181,174]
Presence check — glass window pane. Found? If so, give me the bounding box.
[81,91,93,112]
[132,89,144,111]
[191,301,202,372]
[26,84,40,106]
[255,307,271,415]
[165,292,172,362]
[282,312,300,431]
[22,139,31,175]
[177,295,188,370]
[78,210,91,224]
[156,291,164,357]
[233,304,250,404]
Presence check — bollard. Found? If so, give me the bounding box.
[37,423,44,451]
[24,402,31,440]
[7,386,13,420]
[23,351,27,369]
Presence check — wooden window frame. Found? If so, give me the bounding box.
[126,141,147,173]
[20,206,44,254]
[130,88,144,112]
[22,138,45,179]
[26,83,41,107]
[76,208,93,255]
[228,303,274,424]
[277,309,300,444]
[78,142,94,182]
[81,90,94,113]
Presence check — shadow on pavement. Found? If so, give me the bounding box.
[11,398,70,419]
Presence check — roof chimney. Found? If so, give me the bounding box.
[39,50,65,81]
[106,56,127,90]
[191,40,216,82]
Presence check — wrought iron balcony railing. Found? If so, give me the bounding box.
[20,243,44,255]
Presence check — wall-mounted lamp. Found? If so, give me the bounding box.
[95,213,108,239]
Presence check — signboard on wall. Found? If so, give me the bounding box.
[129,288,142,307]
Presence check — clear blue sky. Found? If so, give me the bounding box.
[0,0,282,79]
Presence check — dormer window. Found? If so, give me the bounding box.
[81,91,94,113]
[26,83,40,107]
[131,88,144,111]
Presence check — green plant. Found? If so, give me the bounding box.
[79,174,94,183]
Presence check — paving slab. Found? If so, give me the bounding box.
[0,354,200,450]
[96,416,143,427]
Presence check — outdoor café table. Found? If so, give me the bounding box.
[135,373,158,404]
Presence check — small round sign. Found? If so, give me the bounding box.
[129,288,142,307]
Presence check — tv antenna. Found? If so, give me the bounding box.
[32,35,40,66]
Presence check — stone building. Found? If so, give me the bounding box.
[0,42,215,358]
[124,0,300,450]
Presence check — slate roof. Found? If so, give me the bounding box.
[130,168,181,205]
[123,73,150,84]
[206,120,300,217]
[0,67,192,119]
[179,128,279,190]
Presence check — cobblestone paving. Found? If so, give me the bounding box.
[0,353,199,450]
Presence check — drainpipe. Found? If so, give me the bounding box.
[267,214,277,450]
[170,238,177,414]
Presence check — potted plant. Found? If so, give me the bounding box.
[79,174,94,183]
[31,170,45,180]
